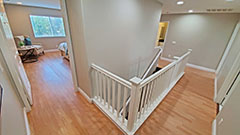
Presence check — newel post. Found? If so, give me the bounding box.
[127,77,142,132]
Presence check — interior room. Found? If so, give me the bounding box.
[156,22,169,48]
[0,0,239,135]
[4,2,70,62]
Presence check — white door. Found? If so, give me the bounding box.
[215,21,240,103]
[0,0,32,110]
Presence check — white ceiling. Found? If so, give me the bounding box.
[3,0,240,14]
[3,0,61,9]
[159,0,240,14]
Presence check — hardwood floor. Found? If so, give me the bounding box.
[24,52,122,135]
[136,60,216,135]
[24,52,216,135]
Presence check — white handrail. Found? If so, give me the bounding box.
[140,61,176,87]
[140,49,191,87]
[91,64,132,88]
[141,48,163,79]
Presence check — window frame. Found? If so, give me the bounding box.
[29,15,66,38]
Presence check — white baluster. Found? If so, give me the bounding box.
[112,80,116,113]
[99,73,103,103]
[122,87,128,124]
[94,71,99,99]
[139,86,146,119]
[107,77,111,109]
[117,83,121,118]
[143,84,150,114]
[103,75,107,105]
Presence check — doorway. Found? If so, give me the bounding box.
[0,0,78,112]
[156,22,169,48]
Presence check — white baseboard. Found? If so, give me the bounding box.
[160,57,174,62]
[161,57,216,73]
[77,87,92,103]
[23,108,31,135]
[44,49,59,53]
[186,63,216,73]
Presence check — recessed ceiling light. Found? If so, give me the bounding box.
[16,2,22,5]
[188,10,193,13]
[177,1,184,5]
[225,0,234,2]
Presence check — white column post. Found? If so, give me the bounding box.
[127,77,142,131]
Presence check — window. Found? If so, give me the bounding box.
[30,15,66,38]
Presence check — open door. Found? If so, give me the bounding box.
[215,20,240,104]
[0,0,32,111]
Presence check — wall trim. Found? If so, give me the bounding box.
[161,57,216,73]
[23,108,31,135]
[77,87,92,103]
[44,49,59,53]
[160,57,174,62]
[186,63,216,73]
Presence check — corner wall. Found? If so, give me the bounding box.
[66,0,162,97]
[161,13,240,70]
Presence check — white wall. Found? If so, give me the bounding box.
[65,0,92,96]
[0,50,27,135]
[215,72,240,135]
[161,13,240,70]
[66,0,162,96]
[83,0,162,79]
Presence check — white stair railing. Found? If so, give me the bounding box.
[91,49,192,135]
[91,64,132,132]
[119,48,162,117]
[141,48,163,79]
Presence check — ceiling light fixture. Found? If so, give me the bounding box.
[177,1,184,5]
[225,0,234,2]
[16,2,22,5]
[188,9,193,13]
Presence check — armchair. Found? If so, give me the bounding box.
[14,35,44,55]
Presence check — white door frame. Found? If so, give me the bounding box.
[155,21,170,57]
[0,0,80,113]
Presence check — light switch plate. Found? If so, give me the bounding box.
[172,41,177,45]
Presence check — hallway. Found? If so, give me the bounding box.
[25,52,216,135]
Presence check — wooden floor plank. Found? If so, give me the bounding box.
[25,52,216,135]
